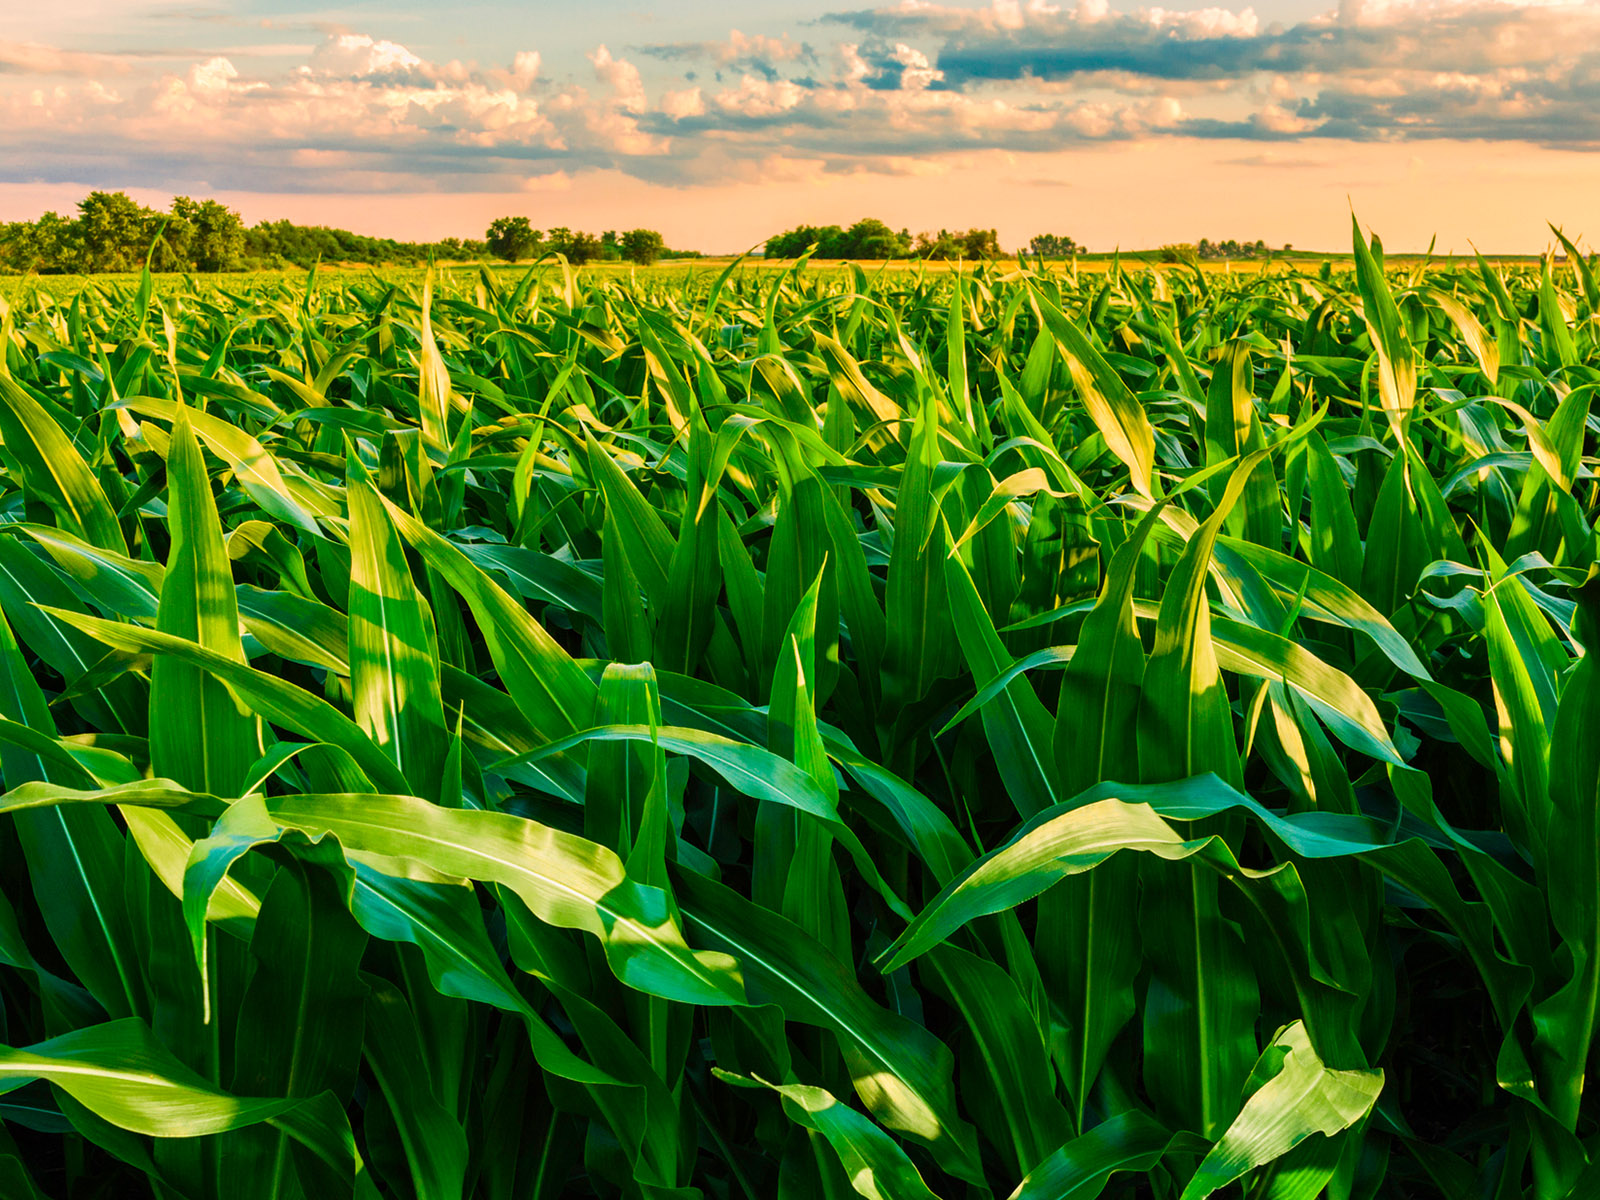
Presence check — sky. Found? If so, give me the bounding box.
[1,0,1598,253]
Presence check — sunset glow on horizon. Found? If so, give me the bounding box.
[3,0,1599,254]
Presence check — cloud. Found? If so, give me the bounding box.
[827,0,1598,83]
[813,0,1600,148]
[639,60,1186,175]
[308,34,425,81]
[0,41,129,76]
[1,26,1104,194]
[2,4,1600,199]
[639,29,814,80]
[0,33,589,193]
[1221,152,1328,168]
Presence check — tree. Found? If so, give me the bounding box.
[620,228,665,265]
[913,229,959,259]
[544,227,602,264]
[1192,238,1278,261]
[912,227,1000,260]
[962,228,1001,259]
[171,197,244,272]
[486,216,539,262]
[766,225,834,259]
[1027,233,1084,258]
[77,191,156,273]
[0,211,80,274]
[765,219,912,260]
[839,218,909,259]
[565,231,603,265]
[154,197,197,272]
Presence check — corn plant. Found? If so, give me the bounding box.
[0,224,1595,1199]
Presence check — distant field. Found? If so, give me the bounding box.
[0,260,718,301]
[0,249,1555,301]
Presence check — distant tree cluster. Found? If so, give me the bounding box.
[244,221,486,269]
[1026,233,1086,258]
[763,219,1006,260]
[618,228,666,266]
[485,219,672,266]
[913,228,1002,260]
[1196,238,1282,260]
[547,228,604,266]
[0,190,492,274]
[764,219,912,259]
[486,216,539,262]
[2,191,245,274]
[1159,239,1288,265]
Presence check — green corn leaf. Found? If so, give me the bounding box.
[715,1072,943,1200]
[883,399,960,728]
[349,865,615,1084]
[1203,341,1278,549]
[1303,434,1363,589]
[500,724,909,919]
[1032,289,1156,498]
[227,859,370,1200]
[380,494,598,745]
[418,269,454,449]
[1531,567,1600,1130]
[658,422,723,676]
[0,374,126,554]
[151,409,258,797]
[1010,1110,1207,1200]
[1537,255,1578,370]
[122,397,324,534]
[881,774,1529,1024]
[347,470,449,800]
[41,608,411,796]
[1139,451,1271,789]
[360,978,469,1200]
[1054,505,1162,793]
[0,607,145,1019]
[768,568,851,956]
[944,548,1057,816]
[1351,216,1417,441]
[1177,1021,1383,1200]
[676,867,984,1186]
[257,791,746,1008]
[9,523,164,618]
[586,429,676,607]
[587,664,669,869]
[0,1019,369,1190]
[923,944,1072,1175]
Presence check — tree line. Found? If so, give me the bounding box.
[2,193,1108,274]
[763,220,1007,260]
[1160,238,1290,263]
[0,191,498,274]
[0,194,683,274]
[0,192,1300,275]
[760,220,1090,260]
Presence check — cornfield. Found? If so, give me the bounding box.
[0,221,1595,1200]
